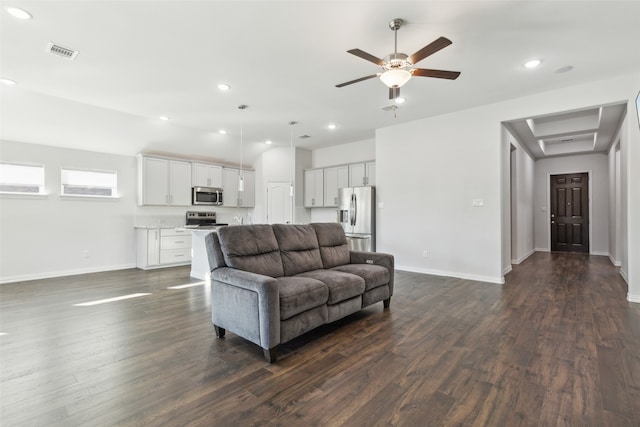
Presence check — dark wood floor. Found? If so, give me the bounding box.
[1,252,639,426]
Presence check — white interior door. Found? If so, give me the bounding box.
[267,182,291,224]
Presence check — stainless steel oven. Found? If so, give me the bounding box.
[192,186,223,206]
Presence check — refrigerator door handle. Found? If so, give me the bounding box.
[353,194,358,227]
[350,193,355,226]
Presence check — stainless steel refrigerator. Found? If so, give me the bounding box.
[337,186,375,252]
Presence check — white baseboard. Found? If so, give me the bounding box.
[511,249,535,265]
[396,265,504,285]
[608,255,622,267]
[535,247,549,252]
[620,268,629,284]
[0,263,137,284]
[502,265,512,276]
[591,251,609,256]
[628,294,640,304]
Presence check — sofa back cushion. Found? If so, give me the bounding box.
[217,225,284,277]
[272,224,324,276]
[311,223,351,268]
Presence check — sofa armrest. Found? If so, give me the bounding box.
[211,267,280,350]
[350,251,395,295]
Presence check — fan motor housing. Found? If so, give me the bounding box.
[383,53,412,70]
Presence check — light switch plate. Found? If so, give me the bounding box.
[472,198,484,207]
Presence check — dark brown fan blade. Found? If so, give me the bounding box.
[335,74,379,88]
[347,49,385,66]
[412,68,461,80]
[389,87,400,100]
[409,37,452,65]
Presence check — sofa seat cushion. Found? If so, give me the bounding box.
[296,270,365,305]
[276,276,328,321]
[273,224,324,276]
[331,264,390,291]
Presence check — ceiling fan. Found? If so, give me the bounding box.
[336,19,461,99]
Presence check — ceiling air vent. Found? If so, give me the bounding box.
[46,42,79,61]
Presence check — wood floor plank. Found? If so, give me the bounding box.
[1,253,639,425]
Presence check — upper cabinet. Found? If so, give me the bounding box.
[193,163,222,188]
[349,161,375,187]
[304,169,324,207]
[323,165,349,207]
[137,155,192,206]
[222,168,255,207]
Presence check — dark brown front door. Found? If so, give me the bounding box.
[550,173,589,253]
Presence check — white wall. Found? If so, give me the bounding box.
[533,153,609,255]
[376,72,639,287]
[312,139,375,168]
[626,76,640,302]
[0,140,137,282]
[0,140,253,283]
[504,128,535,265]
[310,139,375,223]
[608,124,624,267]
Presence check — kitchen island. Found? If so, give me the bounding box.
[188,227,223,280]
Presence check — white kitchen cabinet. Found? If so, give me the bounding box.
[349,161,375,187]
[222,167,255,207]
[304,169,324,207]
[193,163,223,188]
[136,228,191,269]
[159,228,192,264]
[323,165,349,207]
[136,228,160,268]
[222,167,239,207]
[137,155,192,206]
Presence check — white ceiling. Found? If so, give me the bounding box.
[1,1,640,165]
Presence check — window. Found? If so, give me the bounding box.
[61,168,118,197]
[0,163,45,194]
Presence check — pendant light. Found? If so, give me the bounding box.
[238,105,247,192]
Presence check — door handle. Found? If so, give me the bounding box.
[551,221,555,224]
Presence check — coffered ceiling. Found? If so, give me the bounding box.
[503,102,627,159]
[1,1,639,165]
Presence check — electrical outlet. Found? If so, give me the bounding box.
[83,250,90,258]
[422,250,428,258]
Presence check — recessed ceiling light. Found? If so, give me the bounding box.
[159,116,169,121]
[265,140,272,145]
[0,78,16,86]
[218,129,227,135]
[7,7,32,20]
[394,97,406,104]
[524,59,542,69]
[327,123,337,130]
[217,83,231,91]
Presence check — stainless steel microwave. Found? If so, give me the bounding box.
[192,186,223,206]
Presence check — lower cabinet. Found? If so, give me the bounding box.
[136,228,192,269]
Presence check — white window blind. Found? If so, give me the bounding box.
[61,168,117,197]
[0,163,45,194]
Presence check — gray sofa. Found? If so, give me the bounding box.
[205,222,394,362]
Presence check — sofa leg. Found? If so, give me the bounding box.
[383,298,391,309]
[263,347,278,363]
[214,325,226,338]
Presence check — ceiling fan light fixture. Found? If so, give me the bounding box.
[380,69,411,88]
